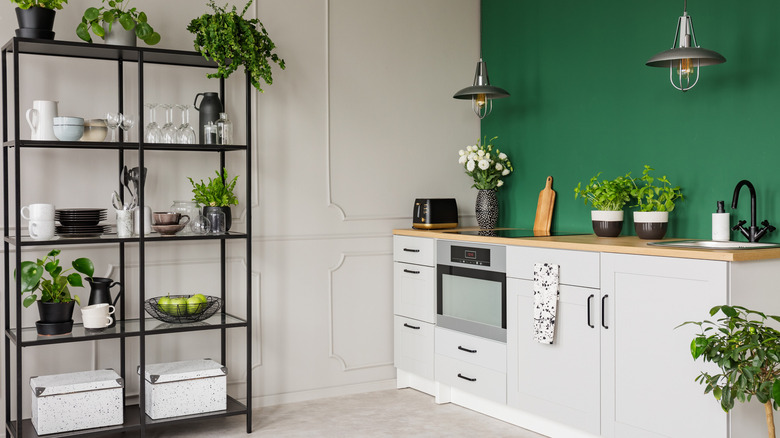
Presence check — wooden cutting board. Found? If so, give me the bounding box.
[533,176,556,234]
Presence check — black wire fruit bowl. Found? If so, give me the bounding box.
[144,295,221,323]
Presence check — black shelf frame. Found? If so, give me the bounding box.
[2,37,253,437]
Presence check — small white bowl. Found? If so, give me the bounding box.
[52,116,84,141]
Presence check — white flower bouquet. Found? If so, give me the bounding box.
[458,136,513,191]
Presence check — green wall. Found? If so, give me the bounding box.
[482,0,780,241]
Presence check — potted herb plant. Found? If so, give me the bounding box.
[188,168,239,232]
[574,172,633,237]
[17,249,94,335]
[630,165,683,239]
[11,0,67,40]
[187,0,285,93]
[76,0,160,47]
[679,305,780,438]
[458,136,514,229]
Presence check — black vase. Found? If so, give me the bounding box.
[203,206,232,233]
[15,7,56,40]
[475,190,498,229]
[36,300,75,335]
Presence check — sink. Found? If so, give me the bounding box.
[648,240,780,250]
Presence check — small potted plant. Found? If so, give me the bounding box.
[679,305,780,438]
[188,168,239,232]
[187,0,285,93]
[574,172,633,237]
[11,0,67,40]
[17,249,94,335]
[630,165,683,239]
[76,0,160,47]
[458,136,514,229]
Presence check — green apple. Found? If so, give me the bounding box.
[168,297,188,316]
[191,293,208,304]
[157,296,173,314]
[187,295,205,315]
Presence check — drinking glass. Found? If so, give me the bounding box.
[106,112,122,142]
[144,103,162,143]
[176,104,196,144]
[160,104,177,144]
[119,114,135,142]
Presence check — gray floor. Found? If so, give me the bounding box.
[148,389,548,437]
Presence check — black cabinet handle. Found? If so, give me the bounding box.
[457,346,477,354]
[602,294,609,329]
[587,294,595,328]
[403,323,420,330]
[457,373,477,382]
[403,269,420,274]
[403,248,420,253]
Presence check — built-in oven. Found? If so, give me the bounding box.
[436,240,506,342]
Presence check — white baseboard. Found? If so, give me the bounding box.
[247,379,398,408]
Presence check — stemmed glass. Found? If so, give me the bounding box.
[160,104,177,144]
[144,103,162,143]
[106,112,122,142]
[119,114,135,142]
[176,104,196,144]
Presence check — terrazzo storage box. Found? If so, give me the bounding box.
[140,359,227,419]
[29,369,124,435]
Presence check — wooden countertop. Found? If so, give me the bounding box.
[393,228,780,262]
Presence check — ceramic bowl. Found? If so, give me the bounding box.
[152,223,186,235]
[80,119,108,142]
[53,116,84,141]
[153,212,182,225]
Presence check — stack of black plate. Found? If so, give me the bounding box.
[55,208,109,237]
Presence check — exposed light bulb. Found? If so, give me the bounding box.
[476,94,487,108]
[678,58,694,78]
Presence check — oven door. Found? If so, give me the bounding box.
[436,264,507,342]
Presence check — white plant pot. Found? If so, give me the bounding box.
[633,211,669,239]
[590,210,624,237]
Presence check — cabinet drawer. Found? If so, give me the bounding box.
[394,262,435,323]
[506,246,599,288]
[393,236,435,266]
[394,316,434,379]
[435,327,506,373]
[435,354,506,404]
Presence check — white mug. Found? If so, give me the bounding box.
[116,209,133,238]
[21,203,55,221]
[25,100,58,141]
[29,220,55,240]
[81,303,115,329]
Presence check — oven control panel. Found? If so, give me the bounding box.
[451,246,491,266]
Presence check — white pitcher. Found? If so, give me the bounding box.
[25,100,58,141]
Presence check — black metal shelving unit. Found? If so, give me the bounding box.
[2,37,253,437]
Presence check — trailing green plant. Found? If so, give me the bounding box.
[76,0,160,46]
[11,0,66,9]
[630,165,683,212]
[678,305,780,438]
[187,0,285,93]
[574,172,633,211]
[188,168,239,207]
[16,249,94,308]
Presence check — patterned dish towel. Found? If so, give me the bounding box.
[533,262,560,344]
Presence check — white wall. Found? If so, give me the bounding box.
[0,0,480,420]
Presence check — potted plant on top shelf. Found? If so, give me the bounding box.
[17,248,94,335]
[76,0,160,47]
[12,0,67,40]
[630,165,683,240]
[574,171,633,237]
[188,168,239,232]
[187,0,286,93]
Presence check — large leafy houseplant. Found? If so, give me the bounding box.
[11,0,66,9]
[18,249,94,308]
[631,165,683,212]
[574,172,633,211]
[458,136,513,191]
[187,0,285,93]
[76,0,160,45]
[679,305,780,438]
[188,168,239,207]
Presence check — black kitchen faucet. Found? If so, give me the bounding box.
[731,180,775,242]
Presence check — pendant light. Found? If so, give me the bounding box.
[453,3,509,118]
[645,0,726,92]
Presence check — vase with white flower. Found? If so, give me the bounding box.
[458,136,514,229]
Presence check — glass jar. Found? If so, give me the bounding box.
[204,207,227,234]
[216,112,233,145]
[190,214,211,235]
[203,121,217,145]
[170,201,199,234]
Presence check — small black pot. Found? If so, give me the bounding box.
[36,300,75,335]
[592,221,623,238]
[635,222,669,240]
[203,206,232,232]
[15,7,56,40]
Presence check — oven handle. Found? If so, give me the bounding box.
[457,373,477,382]
[587,294,594,328]
[457,346,477,354]
[403,269,420,274]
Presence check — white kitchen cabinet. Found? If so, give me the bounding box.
[600,253,727,438]
[394,315,434,380]
[393,263,435,324]
[507,278,600,436]
[435,327,507,404]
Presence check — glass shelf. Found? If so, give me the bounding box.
[5,231,248,247]
[3,140,247,152]
[6,313,247,347]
